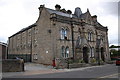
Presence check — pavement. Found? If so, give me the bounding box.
[2,62,63,78]
[2,62,114,78]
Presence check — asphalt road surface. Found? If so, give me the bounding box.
[2,64,120,80]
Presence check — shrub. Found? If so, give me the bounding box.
[90,58,96,63]
[79,59,85,63]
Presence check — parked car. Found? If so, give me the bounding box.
[116,58,120,66]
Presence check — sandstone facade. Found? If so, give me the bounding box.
[8,5,110,67]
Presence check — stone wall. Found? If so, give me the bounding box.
[2,59,24,72]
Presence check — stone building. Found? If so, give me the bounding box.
[8,4,110,67]
[0,42,7,59]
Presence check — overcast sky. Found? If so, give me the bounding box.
[0,0,119,46]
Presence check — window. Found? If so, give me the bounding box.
[92,47,94,57]
[90,47,94,57]
[28,30,31,36]
[34,39,37,47]
[64,29,67,37]
[88,32,91,41]
[61,28,65,39]
[33,54,38,60]
[65,47,69,58]
[35,27,38,34]
[88,32,93,41]
[60,28,67,40]
[61,46,65,57]
[61,46,69,58]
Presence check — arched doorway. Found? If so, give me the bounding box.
[101,47,105,61]
[83,47,89,63]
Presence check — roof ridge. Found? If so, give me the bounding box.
[9,24,37,38]
[46,8,77,18]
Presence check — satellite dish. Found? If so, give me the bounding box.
[74,7,82,18]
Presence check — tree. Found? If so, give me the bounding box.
[110,49,120,57]
[109,45,120,48]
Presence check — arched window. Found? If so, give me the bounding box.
[64,29,67,37]
[92,47,94,57]
[61,28,65,39]
[65,47,69,58]
[90,47,94,57]
[88,31,93,41]
[88,32,91,41]
[61,46,65,57]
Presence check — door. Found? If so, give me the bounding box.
[83,47,88,63]
[101,47,105,61]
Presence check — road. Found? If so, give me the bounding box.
[2,64,120,80]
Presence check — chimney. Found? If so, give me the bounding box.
[74,7,82,18]
[38,5,45,11]
[92,15,97,22]
[55,4,61,11]
[60,8,66,13]
[67,10,72,14]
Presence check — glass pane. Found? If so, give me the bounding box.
[61,46,65,57]
[66,47,69,58]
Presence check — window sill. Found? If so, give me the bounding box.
[59,39,70,41]
[88,40,95,42]
[33,59,38,60]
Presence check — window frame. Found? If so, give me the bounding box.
[65,47,69,58]
[61,46,65,57]
[60,28,68,40]
[88,31,93,41]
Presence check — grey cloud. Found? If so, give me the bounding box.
[101,2,118,16]
[0,37,6,43]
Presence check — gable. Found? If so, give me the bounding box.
[80,9,93,24]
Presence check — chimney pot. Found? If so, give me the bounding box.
[61,8,66,13]
[55,4,61,11]
[38,5,45,10]
[67,10,72,14]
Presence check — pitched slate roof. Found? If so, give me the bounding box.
[9,6,106,38]
[46,8,104,27]
[46,8,77,18]
[80,12,87,19]
[9,24,37,38]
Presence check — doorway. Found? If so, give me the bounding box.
[101,47,105,61]
[83,47,89,63]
